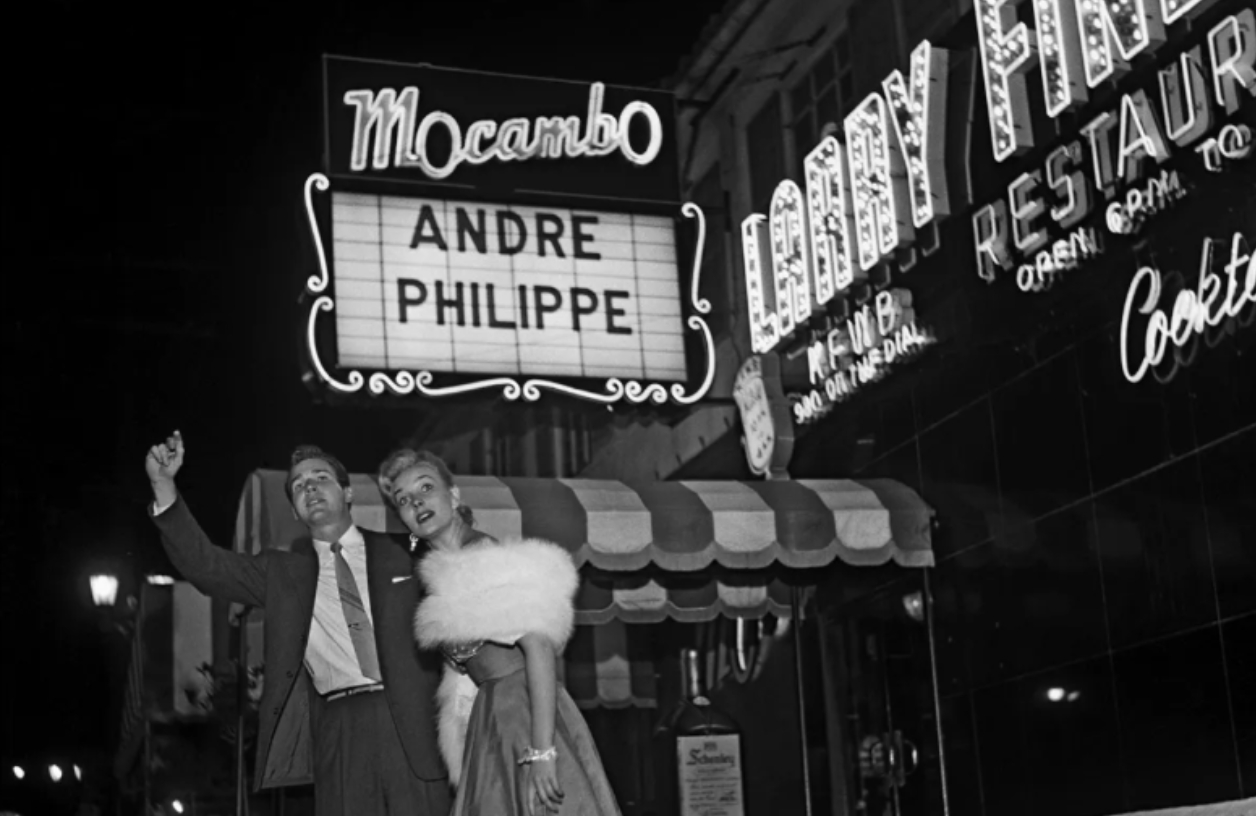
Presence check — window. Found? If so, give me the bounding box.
[788,33,855,179]
[746,99,785,213]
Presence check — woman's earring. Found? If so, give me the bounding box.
[409,533,420,553]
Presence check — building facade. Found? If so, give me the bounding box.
[578,0,1255,814]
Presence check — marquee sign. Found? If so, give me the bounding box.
[327,191,686,381]
[303,58,716,406]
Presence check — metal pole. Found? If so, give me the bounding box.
[143,718,152,816]
[139,586,152,816]
[236,607,251,816]
[791,586,814,816]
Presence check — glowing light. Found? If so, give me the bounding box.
[882,39,952,227]
[973,200,1014,284]
[1105,169,1185,234]
[73,765,82,781]
[1207,10,1256,115]
[845,93,914,271]
[741,213,780,354]
[343,82,664,177]
[1045,141,1092,229]
[1159,46,1214,146]
[1067,690,1081,702]
[1160,0,1219,27]
[973,0,1038,161]
[1046,687,1066,702]
[803,136,859,304]
[1008,171,1050,254]
[1116,89,1170,182]
[1016,226,1101,292]
[797,289,931,423]
[146,575,175,586]
[89,574,119,608]
[304,190,716,407]
[1081,110,1120,197]
[1121,232,1255,384]
[1196,122,1254,171]
[769,180,812,336]
[12,766,24,780]
[1077,0,1167,88]
[172,800,185,814]
[1036,0,1089,116]
[49,764,63,782]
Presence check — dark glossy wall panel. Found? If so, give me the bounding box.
[960,502,1109,688]
[970,655,1125,816]
[1185,332,1256,450]
[1074,327,1196,493]
[1111,626,1242,809]
[1223,614,1256,797]
[918,399,1001,559]
[990,352,1092,520]
[1094,454,1218,650]
[1199,427,1256,620]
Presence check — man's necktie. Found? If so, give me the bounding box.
[330,542,383,682]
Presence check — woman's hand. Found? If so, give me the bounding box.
[526,758,564,815]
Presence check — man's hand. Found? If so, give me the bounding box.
[146,431,185,508]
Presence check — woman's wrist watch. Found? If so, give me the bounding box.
[517,746,558,765]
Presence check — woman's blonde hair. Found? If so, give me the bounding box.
[376,447,475,525]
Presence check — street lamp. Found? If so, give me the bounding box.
[90,573,119,607]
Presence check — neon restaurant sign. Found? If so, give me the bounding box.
[971,0,1255,292]
[300,57,719,407]
[741,0,1252,424]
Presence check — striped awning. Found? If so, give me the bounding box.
[234,470,933,623]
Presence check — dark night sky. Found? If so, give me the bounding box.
[0,0,727,769]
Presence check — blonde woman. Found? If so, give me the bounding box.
[378,447,621,816]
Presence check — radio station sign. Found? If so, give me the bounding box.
[302,59,717,406]
[323,55,681,207]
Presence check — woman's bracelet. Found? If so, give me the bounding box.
[517,746,558,766]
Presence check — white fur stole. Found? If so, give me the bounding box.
[413,537,580,787]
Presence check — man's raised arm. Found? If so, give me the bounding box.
[146,430,266,607]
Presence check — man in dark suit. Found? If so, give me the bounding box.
[145,431,449,816]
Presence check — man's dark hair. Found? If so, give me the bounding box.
[286,445,351,500]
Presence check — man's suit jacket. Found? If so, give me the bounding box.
[151,496,446,790]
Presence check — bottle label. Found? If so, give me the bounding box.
[677,733,745,816]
